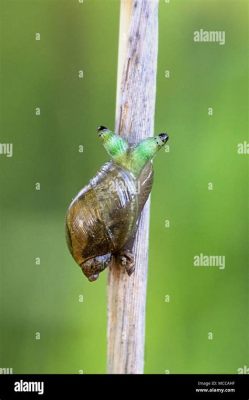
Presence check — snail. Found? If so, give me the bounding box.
[65,126,169,282]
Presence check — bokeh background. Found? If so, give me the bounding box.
[0,0,248,374]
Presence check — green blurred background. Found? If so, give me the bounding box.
[0,0,248,374]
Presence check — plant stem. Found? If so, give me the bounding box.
[107,0,159,374]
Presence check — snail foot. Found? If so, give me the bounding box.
[118,250,135,276]
[81,254,112,282]
[87,273,99,282]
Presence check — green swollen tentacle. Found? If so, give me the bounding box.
[97,126,128,164]
[127,133,169,176]
[98,126,169,177]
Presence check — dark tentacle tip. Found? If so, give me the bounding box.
[97,125,108,133]
[158,132,169,143]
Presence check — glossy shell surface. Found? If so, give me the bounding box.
[66,161,144,266]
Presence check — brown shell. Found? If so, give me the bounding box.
[65,161,153,267]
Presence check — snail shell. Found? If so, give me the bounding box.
[66,161,153,281]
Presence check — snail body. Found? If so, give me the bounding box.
[66,126,168,281]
